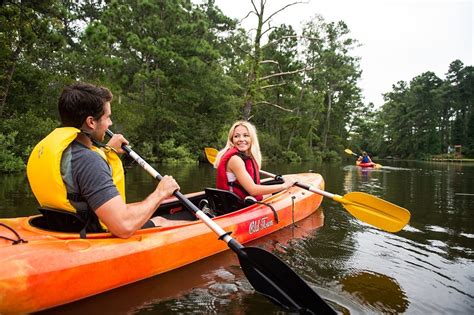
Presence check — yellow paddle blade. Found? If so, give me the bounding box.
[205,147,218,166]
[345,149,359,157]
[334,192,410,232]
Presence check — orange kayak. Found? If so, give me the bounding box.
[0,173,324,314]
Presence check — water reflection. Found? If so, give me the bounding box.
[0,173,37,217]
[124,163,216,199]
[339,270,409,313]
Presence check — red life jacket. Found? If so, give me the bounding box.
[216,147,262,201]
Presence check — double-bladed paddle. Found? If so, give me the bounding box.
[107,130,336,314]
[205,147,409,233]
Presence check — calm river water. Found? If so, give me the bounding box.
[1,160,473,314]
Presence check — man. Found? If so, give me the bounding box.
[27,82,181,238]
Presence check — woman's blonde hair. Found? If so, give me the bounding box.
[214,120,262,169]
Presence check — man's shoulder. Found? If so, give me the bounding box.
[70,142,106,164]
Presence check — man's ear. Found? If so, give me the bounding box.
[84,116,96,129]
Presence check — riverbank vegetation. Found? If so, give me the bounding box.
[1,0,472,172]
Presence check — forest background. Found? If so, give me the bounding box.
[1,0,473,172]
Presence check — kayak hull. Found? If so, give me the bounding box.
[356,161,381,168]
[0,173,324,313]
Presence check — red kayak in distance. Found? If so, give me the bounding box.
[356,161,382,168]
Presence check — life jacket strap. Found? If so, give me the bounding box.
[79,129,117,152]
[76,208,104,238]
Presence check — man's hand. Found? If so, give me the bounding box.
[156,175,180,198]
[107,134,129,154]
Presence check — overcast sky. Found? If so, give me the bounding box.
[208,0,472,107]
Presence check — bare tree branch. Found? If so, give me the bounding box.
[260,67,315,81]
[256,101,294,112]
[250,0,259,14]
[262,35,305,49]
[259,25,277,38]
[263,1,304,25]
[259,60,280,65]
[240,10,256,24]
[260,59,283,75]
[259,82,288,90]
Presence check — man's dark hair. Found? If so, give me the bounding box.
[58,82,113,128]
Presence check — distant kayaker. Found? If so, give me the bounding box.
[357,151,373,164]
[214,120,295,200]
[27,82,188,238]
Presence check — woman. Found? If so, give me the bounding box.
[214,120,295,201]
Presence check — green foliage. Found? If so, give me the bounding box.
[1,110,59,161]
[302,16,362,151]
[0,0,65,116]
[76,0,239,158]
[281,150,302,163]
[0,132,25,173]
[158,139,197,164]
[322,150,341,162]
[1,0,472,174]
[258,131,284,161]
[357,61,474,158]
[311,151,323,164]
[139,141,158,163]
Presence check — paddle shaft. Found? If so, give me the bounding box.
[105,130,236,244]
[260,170,338,200]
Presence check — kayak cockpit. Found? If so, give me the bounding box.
[27,178,284,235]
[28,191,206,235]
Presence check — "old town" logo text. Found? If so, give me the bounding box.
[248,216,274,234]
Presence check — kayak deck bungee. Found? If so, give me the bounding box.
[0,173,324,314]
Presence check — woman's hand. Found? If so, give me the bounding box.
[281,176,297,189]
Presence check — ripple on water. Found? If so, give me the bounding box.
[210,268,235,282]
[460,232,474,239]
[208,283,239,297]
[402,224,424,233]
[425,225,450,233]
[367,228,473,313]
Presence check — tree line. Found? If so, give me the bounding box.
[1,0,472,172]
[351,60,473,159]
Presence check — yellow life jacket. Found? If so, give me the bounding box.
[27,127,126,226]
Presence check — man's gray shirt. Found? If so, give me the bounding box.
[61,141,120,212]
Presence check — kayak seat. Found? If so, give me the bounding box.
[204,188,246,215]
[33,207,87,232]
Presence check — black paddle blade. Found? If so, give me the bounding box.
[237,246,336,314]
